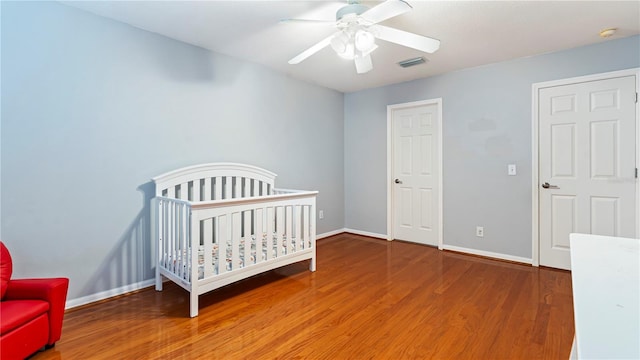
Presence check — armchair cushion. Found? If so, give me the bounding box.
[0,300,49,335]
[0,242,11,299]
[4,278,69,344]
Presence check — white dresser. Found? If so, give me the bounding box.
[569,233,640,359]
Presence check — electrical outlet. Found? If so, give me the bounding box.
[319,210,324,219]
[476,226,484,237]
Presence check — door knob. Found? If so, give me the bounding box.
[394,179,402,184]
[541,182,558,189]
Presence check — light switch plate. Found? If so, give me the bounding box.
[508,164,517,176]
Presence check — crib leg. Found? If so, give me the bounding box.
[190,292,199,318]
[309,255,316,272]
[155,273,163,291]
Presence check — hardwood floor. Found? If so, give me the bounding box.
[32,234,574,359]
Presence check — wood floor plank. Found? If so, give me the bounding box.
[30,233,574,359]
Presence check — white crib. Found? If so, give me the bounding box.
[151,163,317,317]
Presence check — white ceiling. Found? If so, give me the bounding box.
[63,0,640,93]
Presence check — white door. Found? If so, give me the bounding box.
[539,75,637,270]
[391,101,440,246]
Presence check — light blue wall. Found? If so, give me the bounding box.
[2,1,638,304]
[1,1,344,301]
[345,35,640,259]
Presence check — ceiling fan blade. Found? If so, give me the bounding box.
[361,0,412,24]
[371,25,440,53]
[288,32,338,65]
[354,54,373,74]
[279,18,334,24]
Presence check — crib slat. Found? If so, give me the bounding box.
[166,186,175,199]
[218,215,228,274]
[178,202,185,278]
[212,217,219,274]
[177,202,184,279]
[260,182,267,196]
[203,218,213,278]
[276,207,284,257]
[255,208,264,264]
[176,203,183,279]
[266,207,274,261]
[203,178,212,201]
[294,205,301,252]
[180,183,189,201]
[174,202,180,277]
[286,206,293,253]
[182,203,189,280]
[241,177,247,198]
[176,203,181,279]
[161,200,168,268]
[169,201,175,274]
[243,210,251,266]
[167,201,173,272]
[232,212,241,270]
[303,206,310,250]
[234,177,241,199]
[193,179,201,202]
[251,180,258,197]
[214,177,222,200]
[188,206,197,284]
[224,177,232,200]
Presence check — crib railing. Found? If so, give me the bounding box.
[153,189,317,290]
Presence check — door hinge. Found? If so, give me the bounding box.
[636,167,638,178]
[636,92,638,103]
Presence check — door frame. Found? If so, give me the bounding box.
[386,98,443,249]
[531,68,640,266]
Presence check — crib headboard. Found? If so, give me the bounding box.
[152,163,277,202]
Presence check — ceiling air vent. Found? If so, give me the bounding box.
[398,57,426,68]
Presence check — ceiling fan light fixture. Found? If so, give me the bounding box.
[355,29,375,52]
[331,31,356,59]
[360,43,378,57]
[330,32,348,53]
[340,43,356,60]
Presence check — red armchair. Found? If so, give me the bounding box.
[0,242,69,360]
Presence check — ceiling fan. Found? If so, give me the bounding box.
[286,0,440,74]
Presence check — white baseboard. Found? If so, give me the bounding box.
[65,279,155,309]
[317,228,346,239]
[317,228,388,240]
[442,244,532,265]
[344,228,388,240]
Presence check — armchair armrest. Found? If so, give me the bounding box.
[4,278,69,345]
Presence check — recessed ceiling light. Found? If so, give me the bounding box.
[599,28,617,38]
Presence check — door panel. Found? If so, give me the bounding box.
[539,75,637,269]
[400,188,413,227]
[551,195,575,250]
[590,196,618,236]
[590,120,618,178]
[550,124,576,177]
